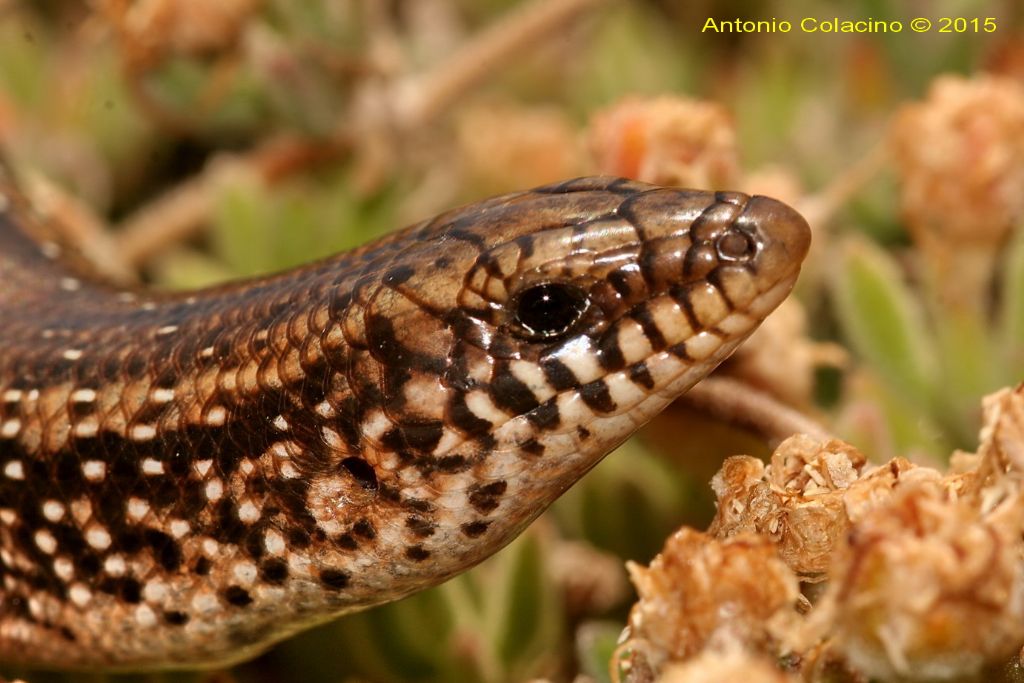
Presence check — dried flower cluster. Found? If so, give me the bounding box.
[890,74,1024,306]
[620,385,1024,682]
[587,96,740,189]
[95,0,260,69]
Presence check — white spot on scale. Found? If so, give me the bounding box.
[74,419,99,438]
[104,555,126,576]
[194,459,213,476]
[1,389,22,403]
[1,419,21,439]
[192,592,219,614]
[39,241,61,259]
[42,500,65,522]
[272,415,289,431]
[130,424,157,441]
[26,389,39,401]
[359,409,391,441]
[169,519,190,538]
[321,426,343,449]
[3,460,24,479]
[53,557,74,582]
[69,584,92,606]
[237,501,260,523]
[86,526,111,550]
[61,349,83,361]
[202,538,219,556]
[70,498,92,525]
[135,604,157,627]
[205,405,227,426]
[141,458,164,475]
[151,388,175,403]
[205,478,223,501]
[233,561,257,584]
[141,301,157,311]
[143,580,168,602]
[34,530,57,554]
[70,388,96,403]
[59,277,81,292]
[82,460,106,481]
[0,509,15,525]
[156,325,179,335]
[280,462,300,479]
[127,497,150,520]
[200,346,215,358]
[264,529,285,555]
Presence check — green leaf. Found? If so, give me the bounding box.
[932,307,999,446]
[553,438,692,562]
[212,174,276,275]
[831,237,937,412]
[576,621,624,683]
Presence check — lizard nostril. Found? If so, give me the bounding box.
[715,231,757,262]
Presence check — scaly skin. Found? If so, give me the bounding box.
[0,175,810,669]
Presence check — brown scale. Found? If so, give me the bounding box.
[0,173,810,669]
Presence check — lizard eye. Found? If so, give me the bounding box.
[512,283,589,340]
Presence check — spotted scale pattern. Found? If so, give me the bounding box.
[0,173,810,669]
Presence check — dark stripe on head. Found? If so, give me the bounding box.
[579,380,616,413]
[489,371,540,415]
[526,400,560,430]
[629,362,655,390]
[540,358,577,391]
[633,306,667,351]
[597,328,626,371]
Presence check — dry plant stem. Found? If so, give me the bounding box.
[22,174,136,284]
[115,134,351,267]
[393,0,610,130]
[796,139,889,228]
[680,376,832,445]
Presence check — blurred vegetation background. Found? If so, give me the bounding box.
[1,0,1023,681]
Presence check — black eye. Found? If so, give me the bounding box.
[512,283,589,340]
[716,230,757,262]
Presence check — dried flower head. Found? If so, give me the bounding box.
[822,481,1024,680]
[587,96,739,188]
[456,103,583,195]
[890,74,1024,305]
[625,529,800,665]
[96,0,260,69]
[709,435,896,577]
[656,650,798,683]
